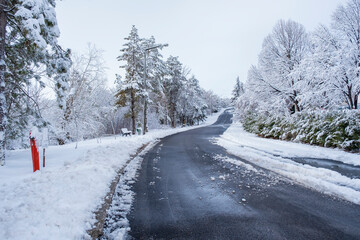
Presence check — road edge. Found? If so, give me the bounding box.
[86,142,150,239]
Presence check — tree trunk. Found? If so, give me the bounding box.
[347,85,354,109]
[0,1,7,166]
[169,92,176,128]
[171,102,176,128]
[164,90,168,126]
[354,94,358,109]
[131,89,136,134]
[61,97,73,144]
[294,101,300,112]
[110,120,116,135]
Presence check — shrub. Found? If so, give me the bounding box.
[241,110,360,152]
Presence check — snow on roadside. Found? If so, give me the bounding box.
[0,111,222,240]
[100,142,158,240]
[220,123,360,166]
[216,123,360,205]
[213,154,258,173]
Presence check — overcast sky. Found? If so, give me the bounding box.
[56,0,344,98]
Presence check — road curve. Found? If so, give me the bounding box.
[127,110,360,239]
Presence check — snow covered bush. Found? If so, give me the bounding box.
[243,110,360,152]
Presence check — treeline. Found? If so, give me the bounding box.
[0,1,226,166]
[232,0,360,151]
[115,26,226,134]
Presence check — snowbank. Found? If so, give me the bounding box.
[216,123,360,204]
[220,123,360,166]
[0,111,222,240]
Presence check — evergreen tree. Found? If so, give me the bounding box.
[139,36,167,134]
[163,56,183,128]
[115,26,223,132]
[0,0,71,165]
[231,76,244,103]
[115,26,144,134]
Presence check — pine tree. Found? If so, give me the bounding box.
[163,56,183,128]
[116,26,144,134]
[140,36,167,134]
[0,0,71,165]
[116,27,168,134]
[231,77,244,103]
[0,0,7,165]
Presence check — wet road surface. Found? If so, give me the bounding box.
[127,110,360,239]
[289,157,360,179]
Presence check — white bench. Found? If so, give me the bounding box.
[121,128,131,136]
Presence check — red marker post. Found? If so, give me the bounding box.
[30,133,40,172]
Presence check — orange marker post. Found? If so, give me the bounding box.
[30,137,40,172]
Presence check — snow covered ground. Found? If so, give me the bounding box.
[216,122,360,205]
[0,111,222,240]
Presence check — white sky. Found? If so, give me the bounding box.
[56,0,344,98]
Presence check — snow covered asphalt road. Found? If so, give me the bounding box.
[107,110,360,239]
[0,112,222,240]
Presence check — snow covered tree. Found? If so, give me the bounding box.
[150,58,168,126]
[202,90,222,114]
[177,75,207,125]
[116,26,221,130]
[163,56,184,128]
[139,36,167,134]
[116,27,167,134]
[116,26,144,134]
[234,1,360,151]
[291,25,339,110]
[52,44,106,144]
[0,0,70,165]
[330,0,360,109]
[247,19,309,114]
[294,0,360,110]
[0,0,7,165]
[231,76,244,103]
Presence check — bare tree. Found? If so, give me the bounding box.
[57,44,106,144]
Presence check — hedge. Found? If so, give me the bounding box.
[242,110,360,152]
